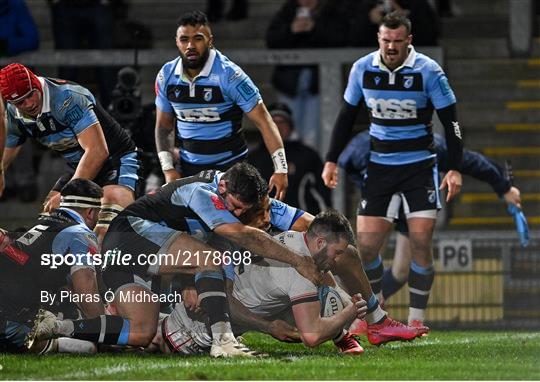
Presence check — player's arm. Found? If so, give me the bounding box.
[436,104,463,202]
[292,295,364,347]
[155,108,181,183]
[214,222,321,285]
[290,211,314,232]
[245,102,288,200]
[322,101,361,188]
[74,123,109,180]
[70,267,105,318]
[225,280,300,342]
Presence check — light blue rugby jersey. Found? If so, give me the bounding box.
[155,49,262,166]
[6,77,99,165]
[344,47,456,165]
[5,77,135,167]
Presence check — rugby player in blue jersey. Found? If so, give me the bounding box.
[154,11,289,200]
[338,131,523,306]
[0,64,143,243]
[1,179,104,354]
[322,12,464,333]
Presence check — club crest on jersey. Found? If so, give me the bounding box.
[427,189,436,204]
[203,88,213,102]
[403,75,414,89]
[211,194,227,210]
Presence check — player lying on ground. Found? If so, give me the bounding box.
[27,163,320,358]
[146,210,368,355]
[238,196,427,343]
[0,179,105,354]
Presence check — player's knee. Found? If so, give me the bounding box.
[300,333,322,348]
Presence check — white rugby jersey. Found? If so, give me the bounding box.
[231,231,318,318]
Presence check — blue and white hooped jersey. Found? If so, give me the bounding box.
[5,77,135,166]
[344,47,456,165]
[155,49,262,166]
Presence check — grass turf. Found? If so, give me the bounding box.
[1,331,539,380]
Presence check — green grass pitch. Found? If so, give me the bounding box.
[1,331,539,380]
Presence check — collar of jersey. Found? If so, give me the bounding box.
[14,76,51,121]
[57,207,86,226]
[175,49,217,82]
[372,45,416,73]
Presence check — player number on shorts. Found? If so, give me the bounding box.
[438,239,473,272]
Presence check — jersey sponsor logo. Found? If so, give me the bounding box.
[203,88,213,102]
[452,121,462,139]
[403,75,414,89]
[210,194,227,210]
[367,97,417,119]
[439,76,451,96]
[236,79,256,102]
[65,105,84,126]
[176,107,220,122]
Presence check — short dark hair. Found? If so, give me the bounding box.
[222,162,268,205]
[306,210,355,245]
[381,11,412,34]
[60,179,103,201]
[177,10,209,28]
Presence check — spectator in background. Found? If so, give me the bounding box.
[346,0,439,47]
[249,102,331,215]
[0,0,39,202]
[47,0,119,107]
[0,0,39,56]
[206,0,248,22]
[266,0,347,149]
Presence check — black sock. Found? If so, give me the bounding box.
[363,255,384,295]
[382,268,407,299]
[195,270,229,326]
[72,315,130,345]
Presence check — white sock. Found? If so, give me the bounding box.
[210,321,233,341]
[56,320,75,337]
[408,307,425,323]
[366,306,387,325]
[57,337,97,354]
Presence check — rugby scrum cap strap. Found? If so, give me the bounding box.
[60,195,102,209]
[0,63,42,103]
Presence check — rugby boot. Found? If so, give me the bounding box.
[26,309,60,349]
[408,319,430,336]
[334,332,364,354]
[210,332,264,358]
[367,317,421,345]
[348,318,368,336]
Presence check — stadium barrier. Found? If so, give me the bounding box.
[384,230,540,329]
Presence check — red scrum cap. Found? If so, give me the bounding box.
[0,63,42,103]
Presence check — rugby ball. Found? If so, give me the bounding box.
[318,285,345,317]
